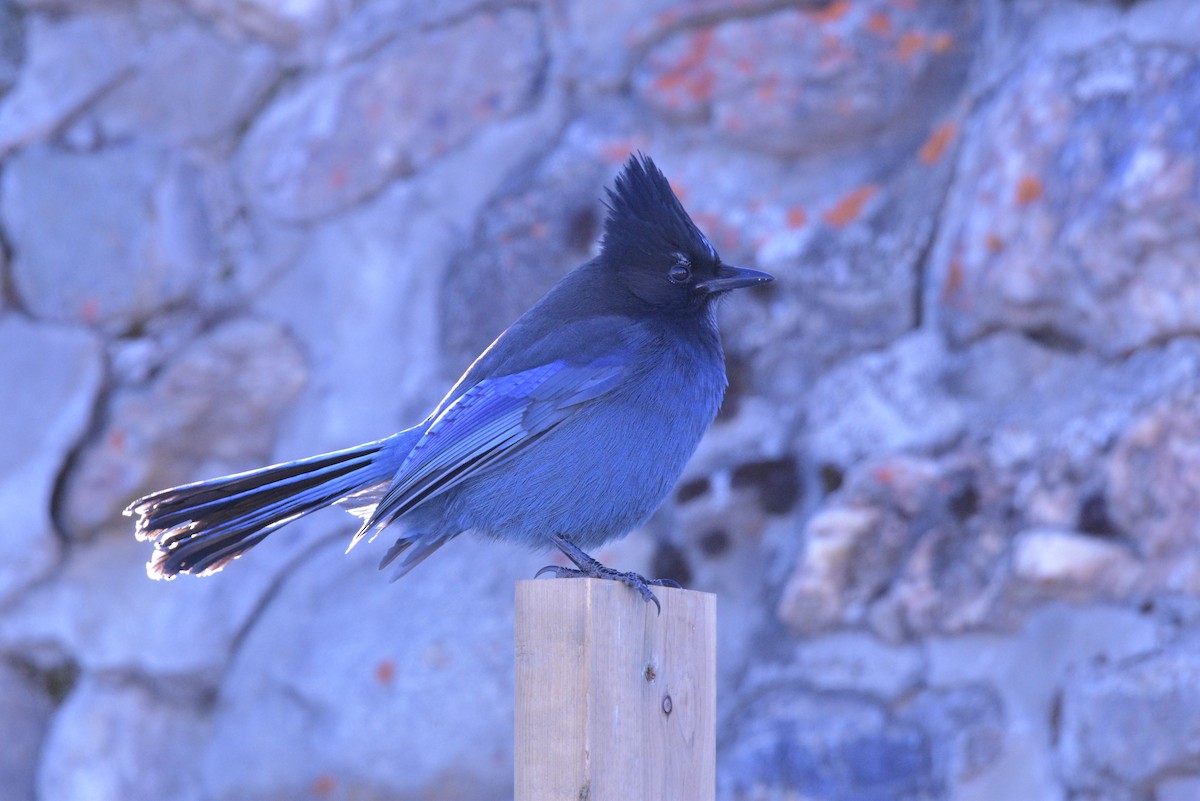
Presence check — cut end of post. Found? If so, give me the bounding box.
[514,578,716,801]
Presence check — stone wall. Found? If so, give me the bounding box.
[2,1,1199,799]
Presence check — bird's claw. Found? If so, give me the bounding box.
[534,562,666,614]
[534,564,588,579]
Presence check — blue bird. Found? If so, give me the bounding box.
[126,154,773,609]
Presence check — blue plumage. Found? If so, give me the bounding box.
[126,154,773,607]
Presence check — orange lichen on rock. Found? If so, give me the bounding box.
[809,0,851,24]
[897,31,927,62]
[756,74,780,102]
[941,256,965,299]
[930,32,955,53]
[329,164,348,189]
[918,121,957,164]
[1016,175,1044,204]
[823,185,879,227]
[599,140,637,164]
[867,11,894,36]
[652,28,717,102]
[375,659,396,684]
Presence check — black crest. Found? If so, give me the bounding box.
[600,154,716,265]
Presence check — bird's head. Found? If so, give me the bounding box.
[599,154,772,312]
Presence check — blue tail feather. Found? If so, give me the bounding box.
[126,440,392,579]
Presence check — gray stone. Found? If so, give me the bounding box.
[560,0,679,94]
[250,128,558,457]
[1063,788,1137,801]
[3,144,214,333]
[1158,776,1200,801]
[1060,638,1200,788]
[239,8,546,222]
[930,37,1200,356]
[778,505,882,633]
[967,337,1200,546]
[721,687,938,801]
[807,331,965,469]
[785,333,1200,641]
[36,674,208,801]
[899,686,1005,784]
[925,330,1194,467]
[439,141,613,372]
[0,10,137,155]
[251,179,466,452]
[779,451,1016,640]
[0,317,102,606]
[1107,393,1200,594]
[187,161,311,317]
[0,243,7,319]
[0,533,303,678]
[791,631,926,700]
[185,0,347,49]
[746,117,964,398]
[200,536,543,801]
[59,318,307,538]
[325,0,488,66]
[0,2,23,97]
[633,2,978,159]
[742,626,927,710]
[927,604,1159,801]
[12,0,135,7]
[1012,527,1138,593]
[89,17,281,146]
[0,660,54,801]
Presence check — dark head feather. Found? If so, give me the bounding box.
[600,154,717,266]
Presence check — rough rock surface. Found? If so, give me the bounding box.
[239,7,547,222]
[2,144,214,332]
[36,674,209,801]
[201,537,541,801]
[633,2,977,158]
[0,317,101,606]
[60,317,307,538]
[88,14,281,147]
[2,1,1200,799]
[931,30,1200,356]
[722,688,939,801]
[0,10,137,156]
[1059,637,1200,791]
[0,660,54,801]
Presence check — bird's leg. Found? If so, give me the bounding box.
[535,534,681,614]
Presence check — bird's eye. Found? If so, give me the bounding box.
[668,260,692,284]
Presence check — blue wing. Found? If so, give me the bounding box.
[349,352,627,547]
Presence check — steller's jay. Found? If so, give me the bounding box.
[126,154,773,609]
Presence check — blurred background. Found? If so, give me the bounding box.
[2,0,1199,799]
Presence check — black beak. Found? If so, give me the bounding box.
[697,264,774,294]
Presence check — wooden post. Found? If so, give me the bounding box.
[515,578,717,801]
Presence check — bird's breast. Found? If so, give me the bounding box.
[443,331,727,548]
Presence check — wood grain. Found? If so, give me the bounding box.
[515,578,716,801]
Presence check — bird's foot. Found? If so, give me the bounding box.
[537,535,681,614]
